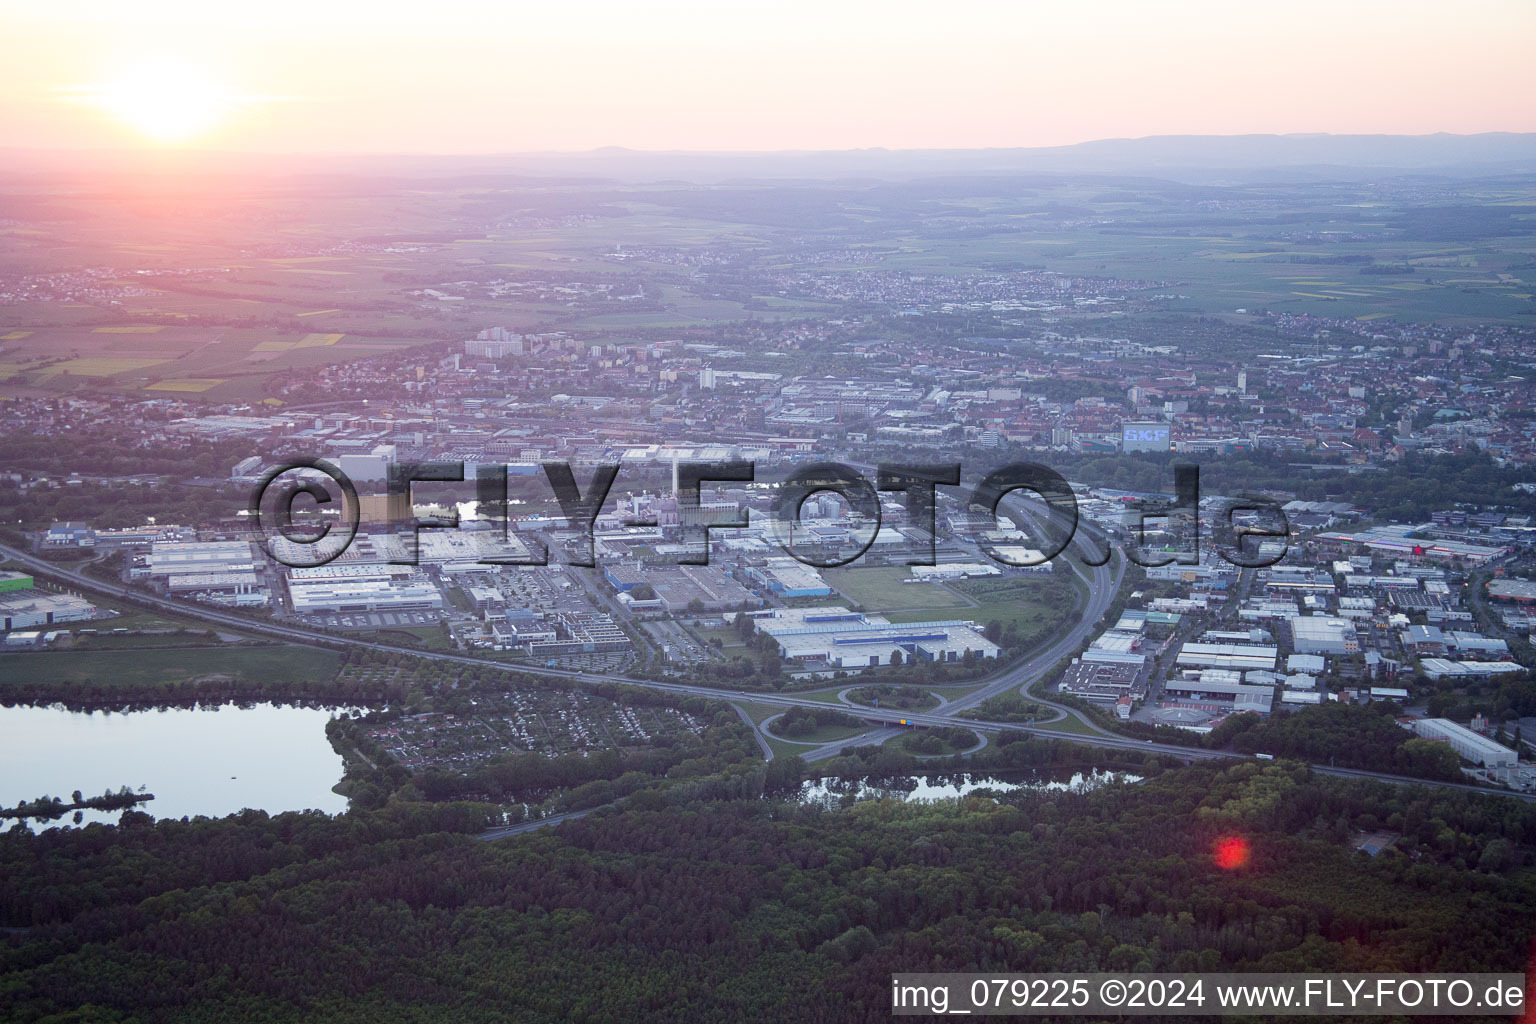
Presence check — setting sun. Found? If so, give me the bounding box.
[77,63,243,143]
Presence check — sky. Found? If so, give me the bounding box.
[1,0,1533,154]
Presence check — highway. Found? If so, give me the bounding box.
[5,527,1534,806]
[477,808,598,841]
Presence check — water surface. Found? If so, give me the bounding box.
[1,702,349,829]
[798,769,1139,806]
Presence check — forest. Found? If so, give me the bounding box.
[3,749,1534,1023]
[1059,450,1536,522]
[1222,704,1467,781]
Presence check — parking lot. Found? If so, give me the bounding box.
[641,619,716,662]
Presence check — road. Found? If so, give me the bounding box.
[5,530,1534,805]
[476,808,598,841]
[786,494,1123,760]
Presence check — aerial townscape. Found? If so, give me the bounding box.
[4,2,1536,1020]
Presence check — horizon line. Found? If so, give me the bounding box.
[4,128,1536,163]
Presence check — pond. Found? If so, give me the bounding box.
[798,769,1140,806]
[1,702,351,829]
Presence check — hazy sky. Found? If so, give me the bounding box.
[2,0,1533,153]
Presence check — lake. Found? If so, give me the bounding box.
[1,702,351,829]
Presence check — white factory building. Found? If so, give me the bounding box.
[286,570,445,615]
[1419,658,1526,681]
[752,606,999,668]
[1411,718,1518,768]
[1287,653,1326,675]
[134,540,269,607]
[1175,641,1278,672]
[0,590,99,631]
[909,562,1003,582]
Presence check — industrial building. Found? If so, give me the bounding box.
[747,558,832,598]
[1282,690,1324,706]
[1445,631,1509,656]
[1488,579,1536,603]
[287,572,445,614]
[0,587,99,631]
[43,522,95,548]
[909,562,1004,582]
[651,565,759,613]
[1164,672,1275,714]
[1121,421,1171,452]
[752,606,999,668]
[1082,630,1148,669]
[606,564,760,613]
[1161,675,1271,718]
[1289,615,1360,655]
[231,455,263,479]
[1113,609,1182,630]
[525,612,631,657]
[1058,659,1145,703]
[1287,653,1326,674]
[1418,658,1526,681]
[137,541,259,578]
[1411,718,1518,767]
[1315,526,1507,566]
[134,540,269,607]
[1175,641,1277,672]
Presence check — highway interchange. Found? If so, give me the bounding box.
[4,495,1534,809]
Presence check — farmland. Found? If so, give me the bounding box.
[0,323,434,401]
[1,173,1531,410]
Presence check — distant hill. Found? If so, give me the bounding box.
[4,132,1536,184]
[477,132,1536,184]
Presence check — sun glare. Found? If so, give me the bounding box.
[1213,837,1252,871]
[81,63,243,143]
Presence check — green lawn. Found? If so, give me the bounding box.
[734,701,786,726]
[365,626,453,651]
[843,685,941,712]
[887,574,1080,638]
[71,610,198,632]
[734,700,879,760]
[694,623,748,650]
[823,566,969,612]
[1031,714,1103,737]
[766,722,876,746]
[780,686,853,704]
[761,734,816,761]
[926,682,989,700]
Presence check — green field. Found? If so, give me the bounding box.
[823,566,970,612]
[1031,713,1103,737]
[894,573,1082,636]
[764,720,873,746]
[0,323,435,402]
[0,645,340,688]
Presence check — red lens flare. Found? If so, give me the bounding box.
[1213,837,1251,871]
